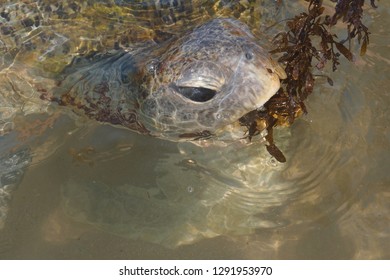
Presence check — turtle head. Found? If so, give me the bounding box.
[138,18,285,141]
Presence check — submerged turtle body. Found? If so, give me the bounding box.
[0,0,285,141]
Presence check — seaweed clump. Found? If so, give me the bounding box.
[240,0,377,162]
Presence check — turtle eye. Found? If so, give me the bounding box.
[176,86,217,102]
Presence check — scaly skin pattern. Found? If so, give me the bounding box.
[1,1,284,140]
[51,18,285,141]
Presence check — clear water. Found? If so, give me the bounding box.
[0,1,389,259]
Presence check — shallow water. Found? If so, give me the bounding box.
[0,1,389,259]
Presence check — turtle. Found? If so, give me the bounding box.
[0,0,286,141]
[0,0,290,246]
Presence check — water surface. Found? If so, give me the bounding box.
[0,1,389,259]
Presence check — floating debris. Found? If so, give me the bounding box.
[240,0,377,162]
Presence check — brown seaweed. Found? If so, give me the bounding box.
[240,0,377,162]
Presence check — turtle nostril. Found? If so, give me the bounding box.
[176,86,217,102]
[266,68,273,74]
[245,52,253,60]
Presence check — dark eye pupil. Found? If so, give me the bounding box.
[177,86,217,102]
